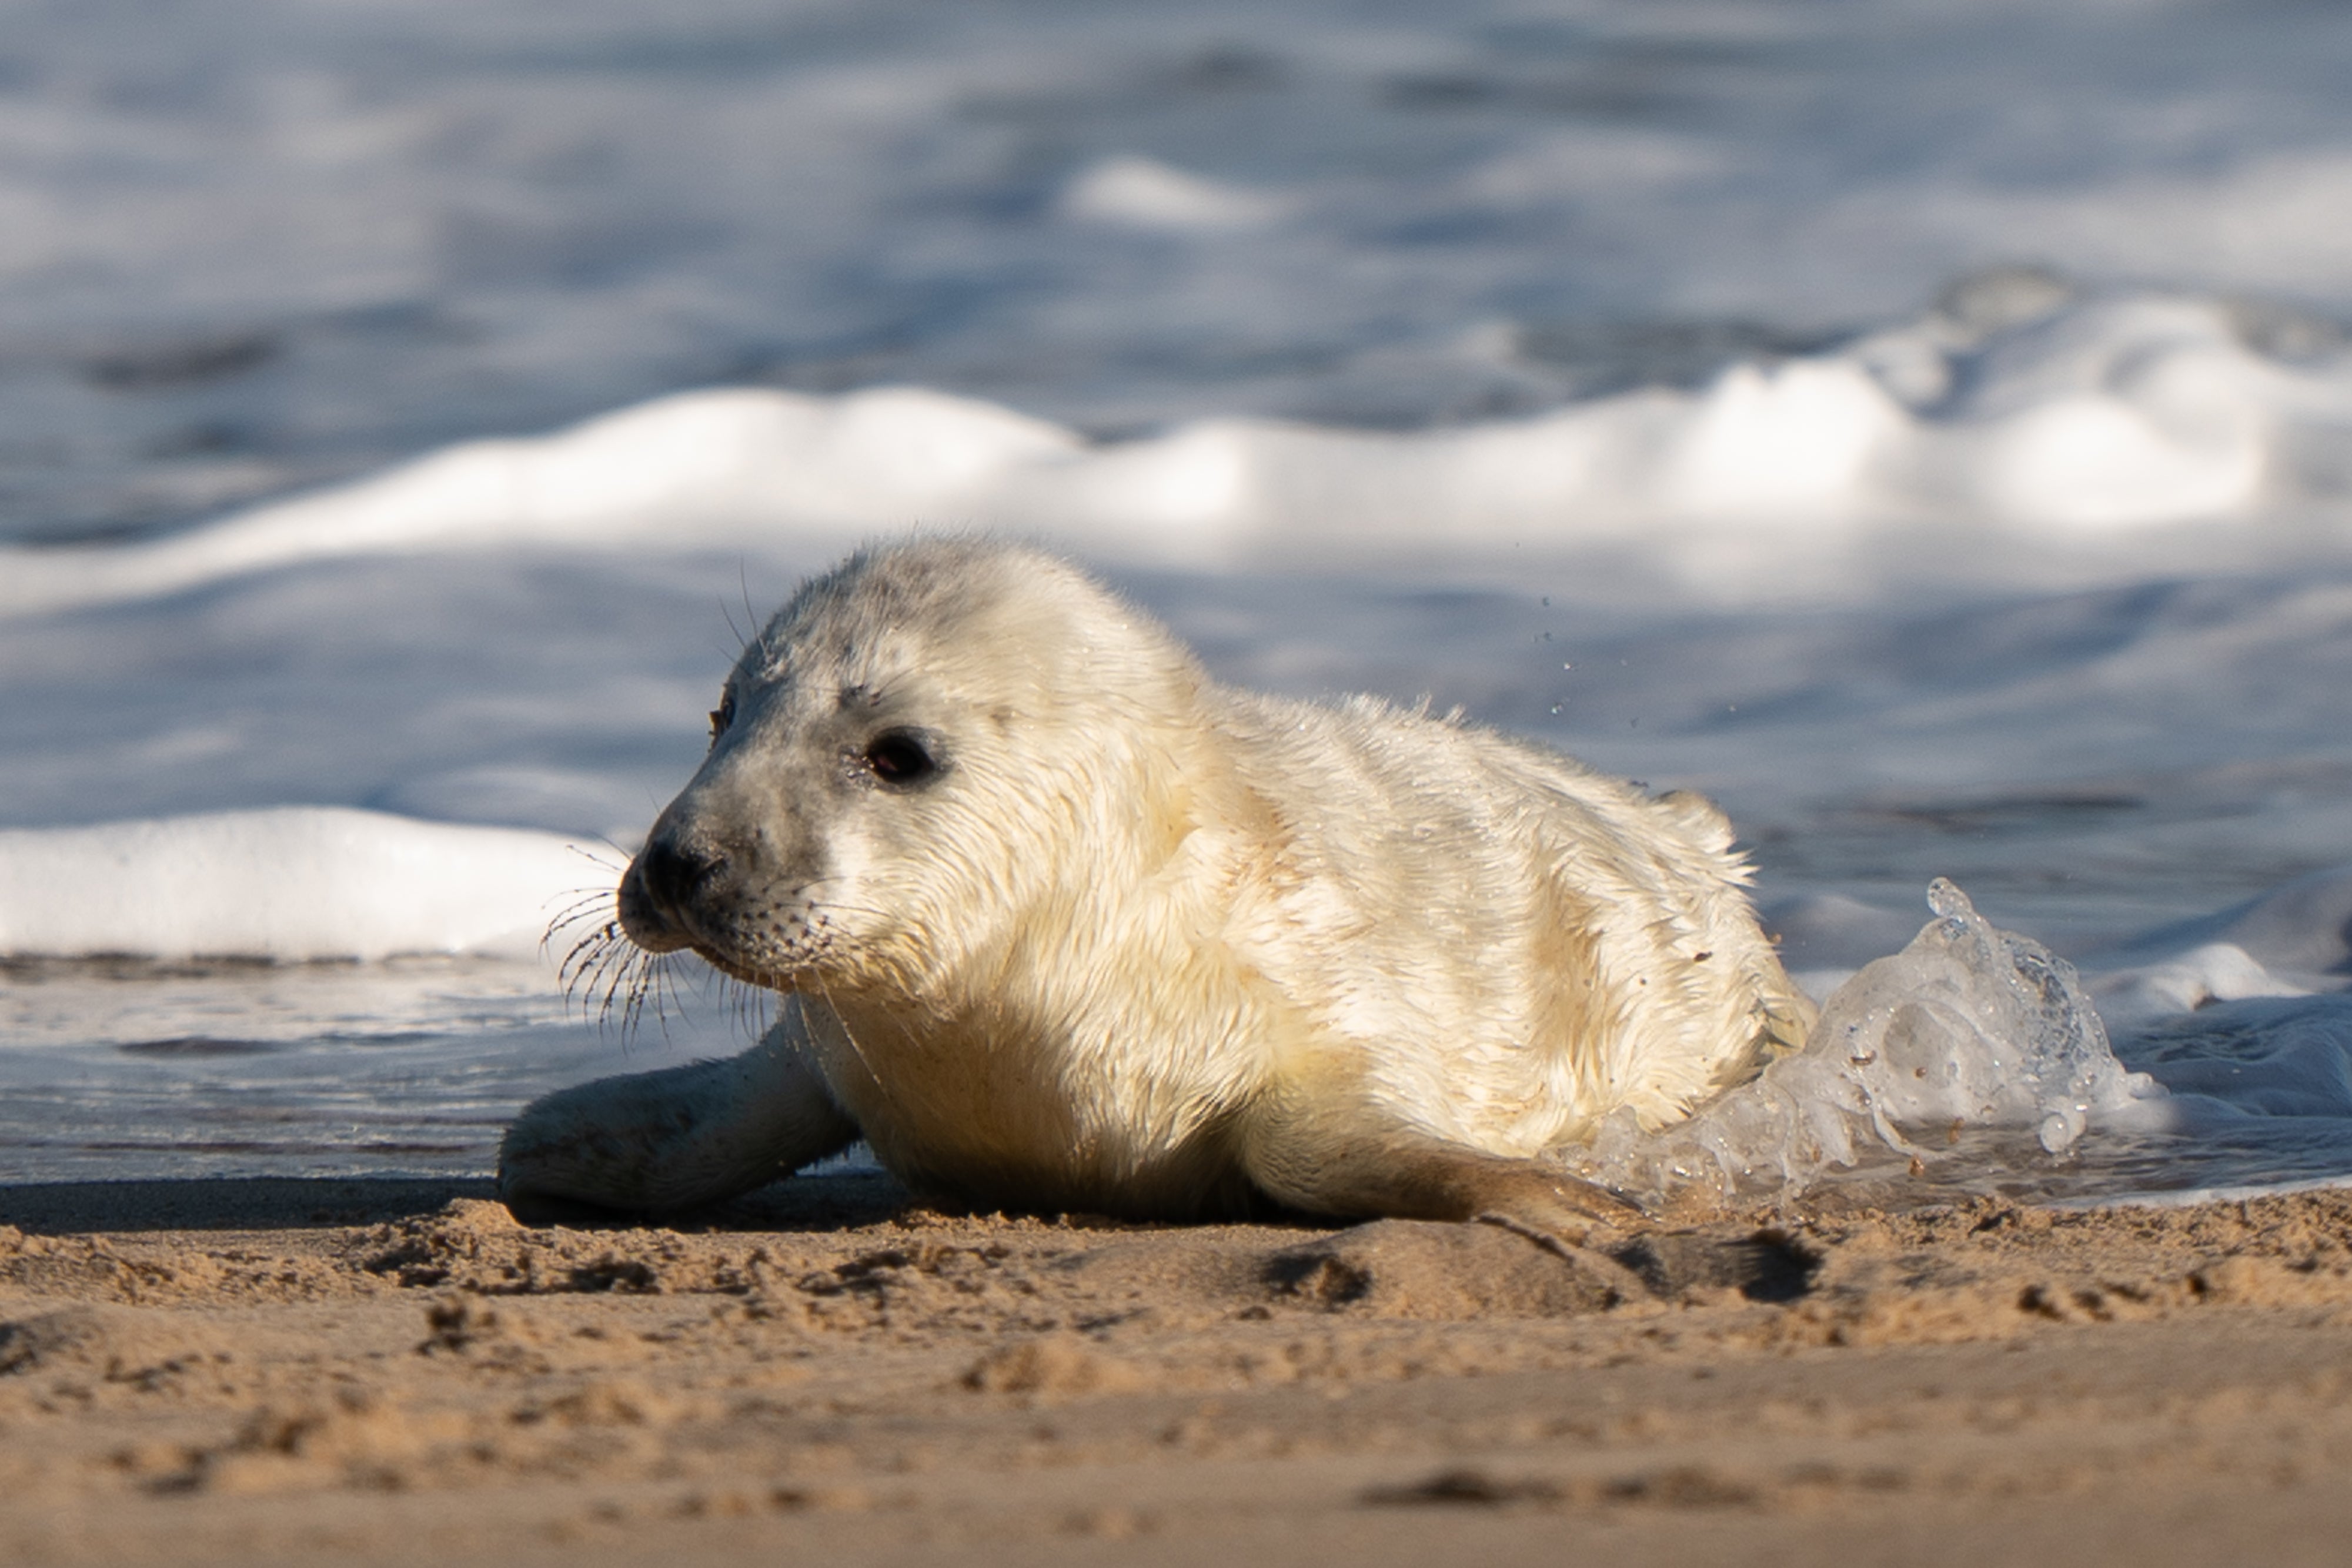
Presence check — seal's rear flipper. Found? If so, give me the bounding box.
[1238,1095,1645,1246]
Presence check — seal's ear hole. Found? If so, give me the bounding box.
[864,729,940,788]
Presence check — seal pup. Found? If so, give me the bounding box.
[500,539,1812,1238]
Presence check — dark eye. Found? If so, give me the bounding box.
[863,729,939,787]
[707,690,736,745]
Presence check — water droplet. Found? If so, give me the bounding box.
[2037,1111,2079,1155]
[1925,877,1972,921]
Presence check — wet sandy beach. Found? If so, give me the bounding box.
[5,1175,2352,1564]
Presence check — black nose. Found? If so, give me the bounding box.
[636,834,726,915]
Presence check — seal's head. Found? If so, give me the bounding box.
[618,538,1209,1001]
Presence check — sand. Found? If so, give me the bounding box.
[5,1174,2352,1566]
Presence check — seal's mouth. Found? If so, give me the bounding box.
[687,942,808,997]
[617,854,820,997]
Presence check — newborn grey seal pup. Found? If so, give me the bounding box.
[500,539,1812,1236]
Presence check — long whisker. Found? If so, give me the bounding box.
[817,979,917,1131]
[741,560,776,669]
[584,937,632,999]
[602,950,640,1025]
[561,935,606,1000]
[564,840,632,872]
[719,591,747,663]
[597,945,643,1034]
[559,922,632,1001]
[544,905,613,957]
[624,954,660,1047]
[542,877,621,949]
[724,969,774,1042]
[546,895,609,933]
[649,952,683,1047]
[556,924,613,984]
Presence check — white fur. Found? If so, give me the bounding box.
[500,539,1812,1228]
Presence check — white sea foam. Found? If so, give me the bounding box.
[11,0,2352,544]
[1573,871,2352,1206]
[1576,880,2161,1203]
[12,804,2352,1205]
[0,808,601,963]
[5,290,2350,618]
[1060,156,1289,232]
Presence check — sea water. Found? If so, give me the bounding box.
[5,0,2352,1205]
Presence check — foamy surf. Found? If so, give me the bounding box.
[7,807,2352,1205]
[5,287,2351,619]
[0,808,607,964]
[1578,880,2148,1202]
[1581,877,2352,1210]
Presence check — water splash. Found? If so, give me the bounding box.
[1573,878,2162,1205]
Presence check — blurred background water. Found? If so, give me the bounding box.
[8,0,2352,544]
[6,0,2352,1199]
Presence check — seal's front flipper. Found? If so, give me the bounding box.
[498,1014,856,1220]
